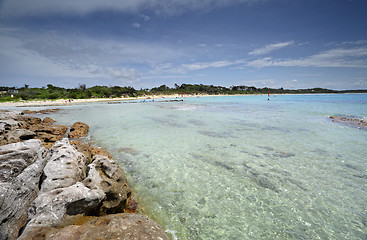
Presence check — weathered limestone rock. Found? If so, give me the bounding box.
[0,139,47,240]
[0,129,36,146]
[71,141,92,162]
[330,116,367,127]
[28,124,68,136]
[68,122,89,139]
[83,155,131,215]
[40,139,88,193]
[42,117,56,124]
[18,213,170,240]
[22,109,60,115]
[91,147,112,158]
[22,182,105,233]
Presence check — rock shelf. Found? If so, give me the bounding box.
[0,109,169,240]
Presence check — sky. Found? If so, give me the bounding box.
[0,0,367,90]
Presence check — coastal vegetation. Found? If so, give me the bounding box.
[1,84,366,102]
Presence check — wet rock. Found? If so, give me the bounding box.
[83,155,131,215]
[330,116,367,127]
[0,139,47,240]
[18,213,169,240]
[42,117,56,124]
[91,147,112,158]
[68,122,89,139]
[22,109,60,115]
[40,139,89,193]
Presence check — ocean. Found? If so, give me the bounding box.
[19,94,367,239]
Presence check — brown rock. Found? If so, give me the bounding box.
[68,122,89,139]
[71,141,92,163]
[22,109,60,115]
[42,117,56,124]
[18,214,170,240]
[91,147,112,159]
[36,132,62,143]
[28,124,68,136]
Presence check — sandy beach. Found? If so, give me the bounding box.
[0,94,190,107]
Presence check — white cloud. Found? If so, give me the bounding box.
[139,14,151,21]
[132,23,141,28]
[0,35,97,79]
[247,46,367,68]
[182,60,236,71]
[106,67,141,83]
[249,41,294,55]
[0,0,265,18]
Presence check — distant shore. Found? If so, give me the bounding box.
[0,92,364,107]
[0,94,186,107]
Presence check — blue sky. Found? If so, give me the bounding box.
[0,0,367,90]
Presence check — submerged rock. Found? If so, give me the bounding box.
[330,116,367,128]
[0,139,47,240]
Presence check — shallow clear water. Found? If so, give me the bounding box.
[32,94,367,239]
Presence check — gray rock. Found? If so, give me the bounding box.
[83,155,131,215]
[0,139,45,182]
[23,182,105,232]
[18,213,170,240]
[3,129,36,144]
[40,138,88,193]
[0,139,46,240]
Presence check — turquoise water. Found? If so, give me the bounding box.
[33,94,367,239]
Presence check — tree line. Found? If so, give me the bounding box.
[0,84,366,102]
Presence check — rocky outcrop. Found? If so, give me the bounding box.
[83,155,130,215]
[68,122,89,139]
[40,139,89,193]
[0,110,67,148]
[0,140,47,240]
[330,116,367,127]
[22,109,60,115]
[0,110,169,240]
[91,147,112,159]
[18,213,170,240]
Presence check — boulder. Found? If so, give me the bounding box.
[42,117,56,124]
[83,155,131,215]
[22,182,105,233]
[0,139,47,240]
[68,122,89,139]
[18,213,170,240]
[40,139,89,193]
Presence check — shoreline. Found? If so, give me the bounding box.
[0,109,170,239]
[1,92,363,107]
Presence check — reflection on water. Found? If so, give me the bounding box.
[49,94,367,239]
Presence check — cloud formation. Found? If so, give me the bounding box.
[106,67,141,83]
[249,41,294,55]
[247,45,367,68]
[0,0,263,17]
